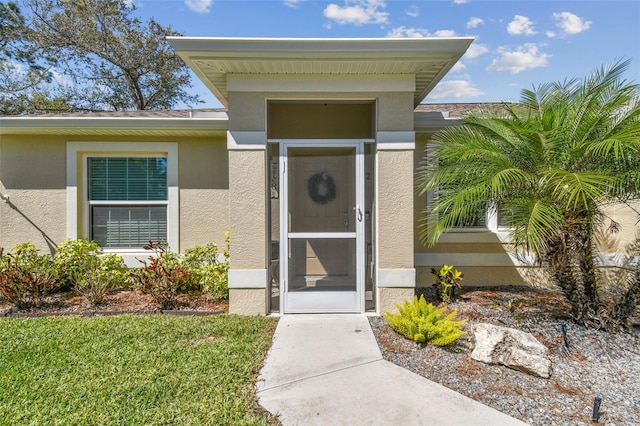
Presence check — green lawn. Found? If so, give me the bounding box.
[0,314,279,426]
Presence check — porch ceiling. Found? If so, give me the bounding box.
[168,37,474,108]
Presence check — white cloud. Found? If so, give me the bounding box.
[486,43,550,74]
[184,0,212,14]
[507,15,536,36]
[466,17,484,29]
[283,0,304,8]
[406,5,419,17]
[324,0,389,25]
[450,61,467,73]
[546,31,557,39]
[386,26,457,38]
[464,43,489,59]
[429,79,484,99]
[552,11,592,35]
[434,29,458,37]
[453,0,469,4]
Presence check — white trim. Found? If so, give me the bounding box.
[227,74,415,93]
[375,131,415,150]
[414,252,640,269]
[227,131,266,150]
[228,269,268,289]
[377,268,416,288]
[436,231,513,244]
[66,142,179,252]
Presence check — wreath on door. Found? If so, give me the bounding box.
[307,172,337,204]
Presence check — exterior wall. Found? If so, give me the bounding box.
[0,136,67,253]
[0,134,229,256]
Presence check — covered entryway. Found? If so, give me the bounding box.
[169,37,473,315]
[280,142,365,313]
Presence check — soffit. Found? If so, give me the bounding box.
[168,37,474,108]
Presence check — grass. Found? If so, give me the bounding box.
[0,314,279,426]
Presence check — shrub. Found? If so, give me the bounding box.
[432,264,463,303]
[182,232,230,300]
[131,241,191,309]
[0,243,57,308]
[54,240,130,297]
[383,295,466,346]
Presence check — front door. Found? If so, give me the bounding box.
[280,143,364,313]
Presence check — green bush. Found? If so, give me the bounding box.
[0,243,57,308]
[182,232,230,300]
[54,240,130,299]
[131,241,191,309]
[383,295,466,346]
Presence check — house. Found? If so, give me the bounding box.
[0,38,636,315]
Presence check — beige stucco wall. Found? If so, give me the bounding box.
[228,288,267,315]
[377,287,415,314]
[0,136,67,253]
[377,149,414,269]
[228,149,266,269]
[0,134,229,254]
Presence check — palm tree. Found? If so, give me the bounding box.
[417,60,640,328]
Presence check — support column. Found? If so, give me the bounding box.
[227,131,268,315]
[376,134,416,314]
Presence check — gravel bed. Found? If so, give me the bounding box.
[369,287,640,426]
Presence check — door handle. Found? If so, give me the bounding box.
[354,205,363,222]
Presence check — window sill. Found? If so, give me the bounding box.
[437,230,512,244]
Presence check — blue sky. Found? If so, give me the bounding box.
[130,0,640,108]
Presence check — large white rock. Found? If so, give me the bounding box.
[471,323,552,378]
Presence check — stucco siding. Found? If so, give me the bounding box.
[377,149,414,269]
[0,136,67,253]
[178,137,230,249]
[228,149,266,269]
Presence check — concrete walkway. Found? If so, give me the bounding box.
[257,315,528,426]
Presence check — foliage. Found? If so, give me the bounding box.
[54,239,128,305]
[0,315,279,425]
[384,295,465,346]
[432,264,463,303]
[0,243,56,308]
[54,239,127,288]
[417,60,640,329]
[182,231,230,300]
[131,241,191,309]
[1,0,201,114]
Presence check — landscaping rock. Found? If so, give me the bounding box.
[471,323,552,378]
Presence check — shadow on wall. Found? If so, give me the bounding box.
[1,199,58,254]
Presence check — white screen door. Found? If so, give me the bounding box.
[280,142,364,313]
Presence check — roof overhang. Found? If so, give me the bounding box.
[0,114,229,137]
[168,37,474,108]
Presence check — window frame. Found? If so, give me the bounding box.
[67,142,179,264]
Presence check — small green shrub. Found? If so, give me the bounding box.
[54,240,130,299]
[432,264,463,303]
[383,295,466,346]
[0,243,57,308]
[182,232,230,300]
[131,241,191,309]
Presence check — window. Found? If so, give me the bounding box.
[67,142,178,257]
[88,157,168,248]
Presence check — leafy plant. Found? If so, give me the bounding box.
[432,264,463,303]
[0,243,57,308]
[384,295,466,346]
[182,232,230,300]
[131,241,191,309]
[54,239,128,289]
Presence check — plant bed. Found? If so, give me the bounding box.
[372,286,640,426]
[0,289,227,318]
